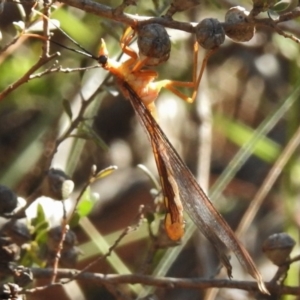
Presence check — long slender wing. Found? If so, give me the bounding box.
[120,80,268,294]
[151,138,185,242]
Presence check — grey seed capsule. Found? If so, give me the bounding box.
[195,18,225,50]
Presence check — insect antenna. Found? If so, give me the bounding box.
[33,9,99,61]
[49,39,97,60]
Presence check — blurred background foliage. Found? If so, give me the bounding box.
[0,0,300,299]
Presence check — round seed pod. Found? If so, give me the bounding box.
[195,18,225,50]
[2,220,31,246]
[40,168,74,200]
[47,225,77,251]
[262,233,296,266]
[137,24,171,66]
[0,185,18,215]
[225,6,255,42]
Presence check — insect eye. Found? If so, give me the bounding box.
[98,55,108,66]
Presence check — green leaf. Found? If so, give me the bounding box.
[31,203,47,227]
[271,0,298,13]
[77,198,94,217]
[33,220,49,233]
[75,124,109,150]
[30,205,49,245]
[35,227,48,244]
[76,187,99,218]
[215,115,280,163]
[69,211,81,228]
[94,165,118,180]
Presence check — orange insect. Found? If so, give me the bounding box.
[95,25,201,240]
[37,19,268,293]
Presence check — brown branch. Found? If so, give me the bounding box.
[57,0,194,32]
[42,0,51,57]
[51,216,69,283]
[58,0,136,25]
[276,9,300,23]
[287,254,300,264]
[61,204,144,290]
[260,20,300,43]
[25,269,300,296]
[58,0,300,34]
[0,35,22,56]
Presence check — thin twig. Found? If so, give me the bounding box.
[25,270,300,295]
[63,205,145,284]
[50,203,69,283]
[287,254,300,264]
[42,0,51,57]
[30,65,99,79]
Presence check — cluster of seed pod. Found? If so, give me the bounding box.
[195,6,255,49]
[0,168,75,286]
[0,186,31,280]
[0,219,31,285]
[139,1,295,50]
[136,5,255,63]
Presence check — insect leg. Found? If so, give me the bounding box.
[152,45,217,103]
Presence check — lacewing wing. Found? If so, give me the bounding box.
[118,80,268,294]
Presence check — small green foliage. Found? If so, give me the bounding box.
[77,187,96,218]
[271,0,298,13]
[31,204,47,228]
[75,124,109,150]
[216,115,280,163]
[93,165,118,180]
[69,211,81,228]
[30,204,49,244]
